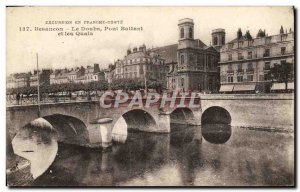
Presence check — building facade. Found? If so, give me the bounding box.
[6,73,29,89]
[167,18,220,92]
[219,27,294,93]
[49,64,104,85]
[113,45,167,84]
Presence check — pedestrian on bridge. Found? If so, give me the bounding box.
[16,93,20,105]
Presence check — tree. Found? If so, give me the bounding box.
[266,62,294,92]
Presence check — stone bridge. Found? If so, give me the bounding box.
[6,94,294,149]
[7,96,202,148]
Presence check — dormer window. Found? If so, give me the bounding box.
[248,40,253,46]
[265,37,271,44]
[238,41,243,48]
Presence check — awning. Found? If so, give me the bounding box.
[288,82,294,90]
[271,83,286,90]
[233,84,256,91]
[219,84,234,92]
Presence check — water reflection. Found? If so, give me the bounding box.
[12,126,58,179]
[170,124,197,147]
[202,124,231,144]
[11,123,294,186]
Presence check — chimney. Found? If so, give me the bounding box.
[280,25,284,34]
[133,47,137,53]
[139,44,146,52]
[94,63,100,73]
[127,48,131,55]
[237,28,242,39]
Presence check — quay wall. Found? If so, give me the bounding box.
[200,93,294,130]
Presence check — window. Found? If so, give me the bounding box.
[281,34,287,41]
[247,51,252,59]
[264,62,270,70]
[189,27,193,38]
[197,55,203,69]
[238,41,243,48]
[264,49,270,57]
[248,40,253,46]
[227,64,233,73]
[228,43,233,49]
[222,36,225,45]
[227,76,233,83]
[281,47,286,55]
[247,75,253,81]
[180,28,184,38]
[237,75,243,82]
[238,53,243,60]
[228,54,232,61]
[247,63,253,69]
[181,78,184,87]
[213,36,218,45]
[264,73,269,81]
[237,64,243,72]
[189,55,194,64]
[181,55,184,65]
[207,56,211,69]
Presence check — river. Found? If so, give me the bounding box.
[12,123,294,186]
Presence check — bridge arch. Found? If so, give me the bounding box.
[122,109,157,131]
[201,106,232,144]
[201,106,231,125]
[111,109,157,143]
[170,107,195,125]
[43,114,90,145]
[169,107,197,146]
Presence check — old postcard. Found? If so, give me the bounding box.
[6,6,295,187]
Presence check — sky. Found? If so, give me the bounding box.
[6,6,294,75]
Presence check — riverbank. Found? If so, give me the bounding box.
[6,154,33,186]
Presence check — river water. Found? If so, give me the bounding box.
[12,123,294,186]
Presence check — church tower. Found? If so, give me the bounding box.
[177,18,195,91]
[211,28,225,51]
[178,18,195,70]
[178,18,195,49]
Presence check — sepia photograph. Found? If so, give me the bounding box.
[5,6,295,187]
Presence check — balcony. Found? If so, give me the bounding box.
[263,67,271,71]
